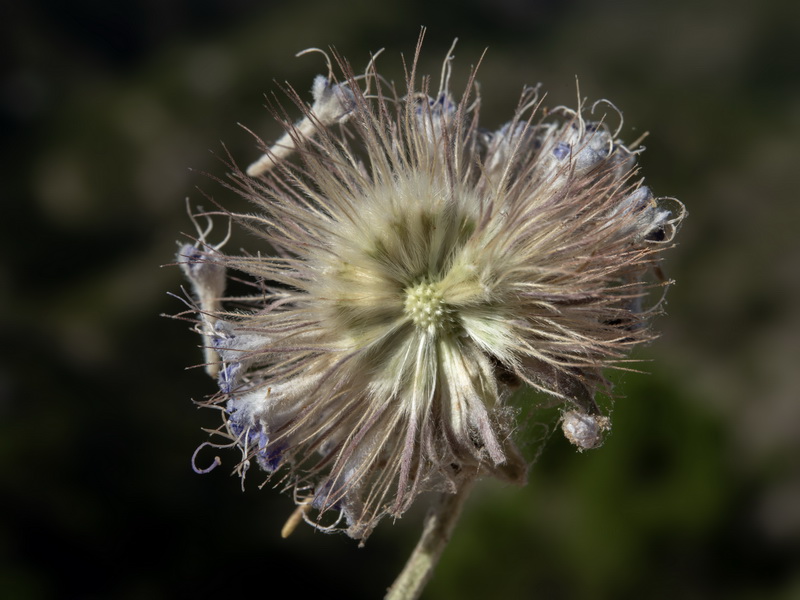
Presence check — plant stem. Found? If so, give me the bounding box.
[385,479,475,600]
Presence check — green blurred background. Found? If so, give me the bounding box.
[2,0,799,598]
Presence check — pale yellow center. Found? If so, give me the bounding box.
[404,280,448,332]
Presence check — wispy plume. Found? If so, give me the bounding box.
[174,32,684,554]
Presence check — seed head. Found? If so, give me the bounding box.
[175,36,684,540]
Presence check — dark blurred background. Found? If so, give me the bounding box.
[2,0,799,598]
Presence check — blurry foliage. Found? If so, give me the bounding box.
[2,0,799,598]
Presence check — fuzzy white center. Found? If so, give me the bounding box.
[404,280,448,333]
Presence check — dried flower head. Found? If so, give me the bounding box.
[175,36,684,541]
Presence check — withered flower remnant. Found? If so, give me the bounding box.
[176,37,684,542]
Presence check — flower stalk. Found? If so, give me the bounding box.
[385,479,475,600]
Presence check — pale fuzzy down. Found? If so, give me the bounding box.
[176,37,684,540]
